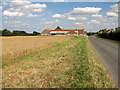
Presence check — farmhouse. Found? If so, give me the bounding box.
[98,29,114,34]
[98,30,103,34]
[106,29,114,33]
[41,26,85,36]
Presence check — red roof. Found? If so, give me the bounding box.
[41,26,84,34]
[45,29,52,32]
[68,31,77,34]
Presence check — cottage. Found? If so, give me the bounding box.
[41,26,84,36]
[106,29,114,33]
[98,30,103,34]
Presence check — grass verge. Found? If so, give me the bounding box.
[2,36,117,88]
[95,35,120,44]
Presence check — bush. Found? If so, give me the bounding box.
[98,27,120,41]
[2,29,12,36]
[12,30,28,36]
[1,29,41,36]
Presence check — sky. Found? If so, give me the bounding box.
[0,0,119,33]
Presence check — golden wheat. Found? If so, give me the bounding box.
[2,35,73,61]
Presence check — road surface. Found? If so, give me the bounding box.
[88,36,119,87]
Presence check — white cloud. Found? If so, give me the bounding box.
[44,19,59,24]
[7,8,21,12]
[110,4,118,8]
[91,20,100,24]
[2,2,8,7]
[10,0,31,8]
[76,17,87,20]
[3,0,47,18]
[52,14,64,18]
[44,21,54,24]
[5,22,31,30]
[67,17,76,20]
[0,6,2,10]
[92,14,102,17]
[86,21,90,24]
[75,22,82,25]
[29,3,46,9]
[52,7,101,22]
[32,9,43,12]
[55,20,59,22]
[27,13,44,17]
[67,16,87,20]
[3,10,24,17]
[70,7,102,15]
[4,21,21,24]
[106,12,118,17]
[110,4,118,12]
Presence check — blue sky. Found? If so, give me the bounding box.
[0,0,119,33]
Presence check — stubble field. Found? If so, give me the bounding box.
[2,36,117,88]
[2,35,73,64]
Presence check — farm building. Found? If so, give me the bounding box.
[41,26,85,36]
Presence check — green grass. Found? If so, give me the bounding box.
[95,35,120,44]
[2,36,117,88]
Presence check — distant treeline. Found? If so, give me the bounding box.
[87,32,97,36]
[98,27,120,41]
[0,29,41,36]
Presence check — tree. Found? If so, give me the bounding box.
[0,30,2,36]
[33,31,40,36]
[98,27,120,41]
[102,29,107,33]
[12,30,28,36]
[115,27,120,32]
[2,29,11,36]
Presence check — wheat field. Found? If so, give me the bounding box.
[2,35,73,61]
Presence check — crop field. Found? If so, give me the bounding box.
[2,36,117,88]
[2,35,73,62]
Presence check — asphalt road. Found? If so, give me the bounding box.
[88,36,119,87]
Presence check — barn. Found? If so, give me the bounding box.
[41,26,84,36]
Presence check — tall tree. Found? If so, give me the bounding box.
[2,29,11,36]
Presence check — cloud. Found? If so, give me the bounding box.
[92,14,102,17]
[28,3,46,9]
[52,14,64,18]
[91,20,100,24]
[106,12,118,17]
[52,7,101,22]
[44,20,59,25]
[75,22,82,25]
[67,17,76,20]
[70,7,102,15]
[67,16,87,20]
[3,0,47,18]
[44,21,54,24]
[27,13,44,17]
[10,0,31,8]
[86,21,90,24]
[32,9,43,12]
[4,21,21,24]
[3,10,24,17]
[55,20,59,22]
[4,22,31,30]
[0,6,2,10]
[2,2,8,7]
[110,4,118,12]
[76,17,87,20]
